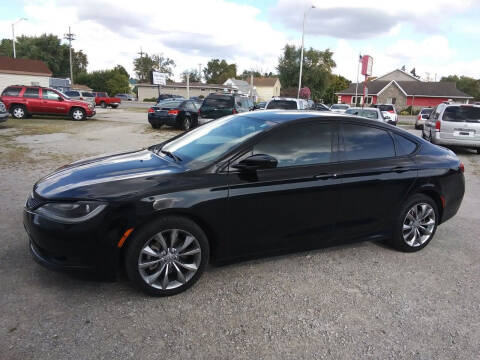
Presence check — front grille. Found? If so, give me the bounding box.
[0,102,5,112]
[26,193,45,210]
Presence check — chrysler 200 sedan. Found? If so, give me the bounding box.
[23,111,465,296]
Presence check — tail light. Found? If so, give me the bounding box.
[417,114,421,120]
[168,109,179,115]
[459,162,465,173]
[232,108,237,114]
[148,108,155,113]
[80,97,84,100]
[435,120,441,131]
[388,110,394,113]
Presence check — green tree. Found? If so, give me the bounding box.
[181,69,201,83]
[203,59,236,84]
[133,53,175,82]
[277,44,336,100]
[323,74,351,104]
[0,34,88,78]
[75,65,130,95]
[440,75,480,100]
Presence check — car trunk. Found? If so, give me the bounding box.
[440,106,480,141]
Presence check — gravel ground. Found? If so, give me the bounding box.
[1,113,479,360]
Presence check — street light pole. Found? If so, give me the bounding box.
[12,18,27,59]
[297,5,314,99]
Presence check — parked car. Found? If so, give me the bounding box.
[345,107,392,123]
[314,103,330,111]
[0,100,9,123]
[330,104,350,113]
[157,94,184,103]
[265,97,308,110]
[92,92,121,108]
[148,99,200,130]
[64,90,96,107]
[1,85,95,121]
[422,103,480,153]
[415,107,433,129]
[254,101,266,110]
[198,93,251,124]
[115,93,136,101]
[24,111,465,296]
[373,104,398,125]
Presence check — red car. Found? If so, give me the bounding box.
[0,85,95,121]
[92,92,121,108]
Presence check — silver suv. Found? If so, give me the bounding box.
[422,103,480,154]
[64,90,96,107]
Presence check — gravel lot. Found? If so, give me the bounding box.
[1,110,479,359]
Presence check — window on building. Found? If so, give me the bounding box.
[365,96,373,105]
[30,82,40,86]
[387,97,397,105]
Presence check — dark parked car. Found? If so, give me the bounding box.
[148,99,200,130]
[198,94,252,124]
[0,100,8,122]
[254,101,266,110]
[24,111,465,296]
[157,94,184,102]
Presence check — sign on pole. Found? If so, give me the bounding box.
[361,55,373,76]
[151,71,167,86]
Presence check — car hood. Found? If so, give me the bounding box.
[65,98,91,107]
[34,149,185,200]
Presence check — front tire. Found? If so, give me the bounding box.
[11,105,27,119]
[100,101,107,109]
[388,194,438,252]
[70,108,86,121]
[125,216,209,296]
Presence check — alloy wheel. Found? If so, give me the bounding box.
[72,109,84,120]
[402,203,436,247]
[13,107,24,118]
[138,229,202,290]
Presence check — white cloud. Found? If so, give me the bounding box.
[0,0,288,80]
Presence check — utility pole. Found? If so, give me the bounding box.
[12,18,27,59]
[297,5,315,99]
[64,27,75,84]
[198,63,202,82]
[138,47,144,58]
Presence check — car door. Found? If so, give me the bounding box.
[22,87,42,113]
[337,121,418,241]
[40,89,69,114]
[226,120,342,259]
[184,101,198,121]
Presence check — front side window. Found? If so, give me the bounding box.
[23,87,40,98]
[342,123,395,161]
[65,91,80,97]
[253,122,334,167]
[42,89,61,100]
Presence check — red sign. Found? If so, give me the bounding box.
[361,55,373,76]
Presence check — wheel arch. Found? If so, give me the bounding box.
[411,185,444,224]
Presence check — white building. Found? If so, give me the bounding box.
[0,56,52,93]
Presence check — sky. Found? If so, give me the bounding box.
[0,0,479,82]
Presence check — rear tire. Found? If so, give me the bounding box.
[100,101,107,109]
[11,105,27,119]
[180,117,192,131]
[476,148,480,154]
[125,216,209,296]
[151,124,161,129]
[388,194,438,252]
[111,105,118,109]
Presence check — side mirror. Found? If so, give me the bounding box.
[57,96,64,101]
[232,154,278,171]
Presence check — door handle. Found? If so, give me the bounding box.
[314,173,337,180]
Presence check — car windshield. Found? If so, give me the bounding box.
[202,96,234,109]
[443,106,480,123]
[56,90,70,99]
[157,100,183,108]
[266,100,297,110]
[158,115,277,169]
[378,105,394,111]
[331,104,348,109]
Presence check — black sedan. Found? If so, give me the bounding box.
[148,99,200,130]
[23,111,465,296]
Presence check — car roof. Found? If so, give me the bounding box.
[235,110,358,123]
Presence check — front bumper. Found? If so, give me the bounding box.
[0,112,8,122]
[86,109,96,117]
[23,208,118,277]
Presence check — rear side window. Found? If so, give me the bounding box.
[2,87,22,96]
[23,87,40,98]
[253,122,334,167]
[266,100,297,110]
[393,133,417,156]
[82,92,94,97]
[203,96,234,109]
[342,123,395,161]
[442,106,480,123]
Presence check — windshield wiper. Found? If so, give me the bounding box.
[160,150,182,162]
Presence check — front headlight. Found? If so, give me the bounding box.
[35,201,106,223]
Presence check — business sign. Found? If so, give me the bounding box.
[361,55,373,76]
[151,71,167,86]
